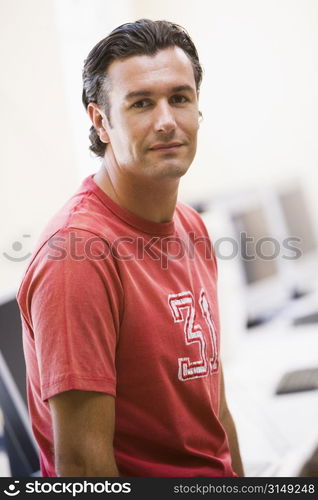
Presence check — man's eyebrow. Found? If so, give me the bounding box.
[125,85,196,101]
[171,85,196,94]
[125,90,152,100]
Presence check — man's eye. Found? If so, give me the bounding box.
[171,95,188,104]
[132,100,150,109]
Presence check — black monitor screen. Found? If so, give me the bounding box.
[0,295,40,476]
[0,298,27,406]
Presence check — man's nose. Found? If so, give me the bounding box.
[154,101,177,134]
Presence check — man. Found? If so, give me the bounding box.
[18,19,244,477]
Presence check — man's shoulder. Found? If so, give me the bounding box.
[176,200,201,216]
[37,178,119,249]
[175,200,209,235]
[20,177,122,280]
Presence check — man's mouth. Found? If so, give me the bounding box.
[149,142,183,152]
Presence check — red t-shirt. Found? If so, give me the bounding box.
[17,175,235,477]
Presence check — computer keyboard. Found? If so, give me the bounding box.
[275,367,318,395]
[293,310,318,326]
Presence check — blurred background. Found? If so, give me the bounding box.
[0,0,318,477]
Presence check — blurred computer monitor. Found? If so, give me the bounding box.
[201,184,318,329]
[233,206,278,285]
[200,190,290,329]
[229,194,290,327]
[0,291,40,476]
[278,184,318,297]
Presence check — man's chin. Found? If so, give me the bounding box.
[149,161,191,179]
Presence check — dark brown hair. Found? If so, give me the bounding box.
[82,19,203,157]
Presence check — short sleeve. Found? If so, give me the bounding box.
[28,229,123,402]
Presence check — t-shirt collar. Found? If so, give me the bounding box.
[81,175,176,236]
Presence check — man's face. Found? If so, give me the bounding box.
[101,47,200,181]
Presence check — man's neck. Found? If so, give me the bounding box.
[93,162,180,224]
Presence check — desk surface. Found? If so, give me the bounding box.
[223,318,318,477]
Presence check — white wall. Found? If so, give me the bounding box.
[0,0,135,292]
[53,0,135,179]
[133,0,318,210]
[0,0,77,292]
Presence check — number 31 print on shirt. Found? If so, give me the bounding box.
[168,289,219,382]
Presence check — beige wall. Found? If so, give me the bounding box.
[0,0,77,292]
[0,0,134,293]
[133,0,318,209]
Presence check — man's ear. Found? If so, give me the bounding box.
[87,103,110,144]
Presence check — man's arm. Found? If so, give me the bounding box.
[219,365,245,477]
[49,390,119,477]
